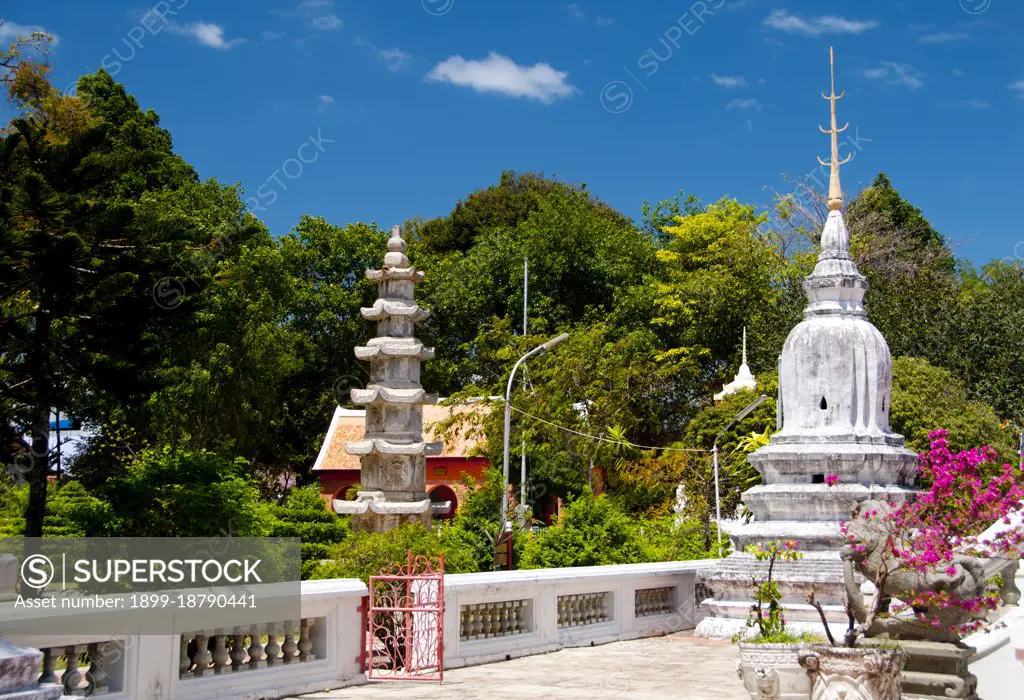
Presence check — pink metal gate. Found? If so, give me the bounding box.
[366,551,444,682]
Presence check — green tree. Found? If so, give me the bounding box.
[890,356,1016,469]
[75,70,196,199]
[406,170,629,256]
[102,447,268,537]
[651,198,804,397]
[940,261,1024,426]
[519,490,646,569]
[277,218,388,480]
[847,173,942,248]
[677,383,777,546]
[262,486,350,578]
[467,322,694,500]
[0,115,156,536]
[415,175,657,393]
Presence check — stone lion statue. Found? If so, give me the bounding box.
[842,500,988,643]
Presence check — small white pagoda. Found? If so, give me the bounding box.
[696,49,918,637]
[332,226,442,532]
[714,327,757,403]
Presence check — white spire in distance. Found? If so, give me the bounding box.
[715,326,757,401]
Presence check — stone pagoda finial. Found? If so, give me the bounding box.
[817,46,851,213]
[741,326,748,366]
[332,225,442,532]
[802,48,866,317]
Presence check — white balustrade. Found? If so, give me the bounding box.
[3,561,716,696]
[634,586,675,617]
[557,592,610,628]
[179,618,321,679]
[3,578,368,700]
[443,560,710,669]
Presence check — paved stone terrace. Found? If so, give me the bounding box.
[290,632,748,700]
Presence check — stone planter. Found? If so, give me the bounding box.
[798,645,905,700]
[737,642,814,700]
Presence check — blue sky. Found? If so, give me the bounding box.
[4,0,1023,264]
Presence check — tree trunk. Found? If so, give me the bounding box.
[24,311,52,539]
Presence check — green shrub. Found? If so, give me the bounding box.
[308,522,479,582]
[103,446,268,537]
[0,480,110,537]
[519,490,644,568]
[261,486,350,578]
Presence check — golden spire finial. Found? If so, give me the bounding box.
[817,46,852,211]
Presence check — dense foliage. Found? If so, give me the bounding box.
[1,31,1021,573]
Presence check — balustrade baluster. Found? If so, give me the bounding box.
[281,620,299,663]
[211,634,229,674]
[499,602,510,635]
[87,642,110,692]
[39,647,57,685]
[63,645,83,693]
[489,604,500,636]
[298,619,315,661]
[265,623,281,666]
[192,634,212,677]
[230,630,247,671]
[472,605,483,638]
[248,624,265,669]
[1001,561,1021,606]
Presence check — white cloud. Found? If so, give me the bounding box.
[727,98,763,112]
[939,98,990,110]
[0,20,59,45]
[726,0,770,10]
[319,94,335,104]
[426,52,575,104]
[262,30,285,41]
[568,5,614,27]
[378,47,412,72]
[952,68,964,77]
[861,62,923,90]
[169,22,245,50]
[919,32,969,44]
[1008,79,1024,97]
[311,14,342,30]
[274,0,341,30]
[711,73,746,88]
[763,9,878,36]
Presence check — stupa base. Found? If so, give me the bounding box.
[696,551,849,640]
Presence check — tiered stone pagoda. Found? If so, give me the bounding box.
[696,49,918,638]
[332,225,441,532]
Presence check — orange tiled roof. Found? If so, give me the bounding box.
[312,401,493,472]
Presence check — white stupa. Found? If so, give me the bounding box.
[714,327,757,402]
[696,48,918,638]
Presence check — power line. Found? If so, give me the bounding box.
[506,404,711,454]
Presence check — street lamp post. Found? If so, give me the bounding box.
[712,394,769,557]
[502,332,569,529]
